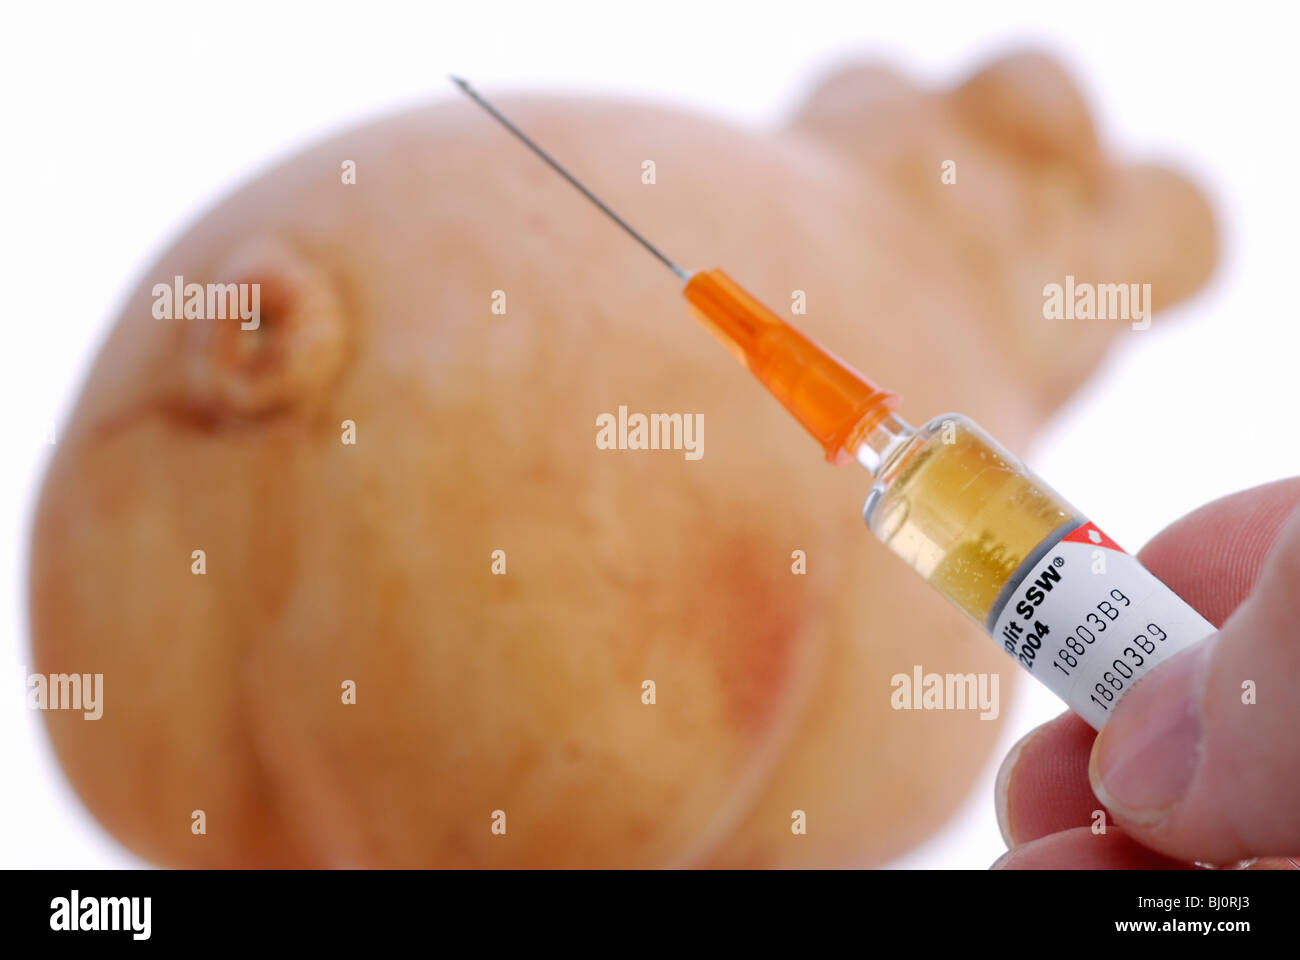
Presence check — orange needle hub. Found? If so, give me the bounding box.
[684,269,901,465]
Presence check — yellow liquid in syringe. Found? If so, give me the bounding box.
[865,419,1078,626]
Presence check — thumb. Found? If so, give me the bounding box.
[1089,479,1300,864]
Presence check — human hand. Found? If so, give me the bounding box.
[992,477,1300,869]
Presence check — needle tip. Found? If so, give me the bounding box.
[451,74,687,281]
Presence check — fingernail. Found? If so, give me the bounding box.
[994,725,1042,848]
[1089,640,1212,824]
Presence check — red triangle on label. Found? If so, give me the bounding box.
[1062,522,1127,553]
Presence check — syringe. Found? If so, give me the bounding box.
[452,76,1217,730]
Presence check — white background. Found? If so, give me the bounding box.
[2,0,1296,869]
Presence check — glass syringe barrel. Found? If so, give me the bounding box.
[862,414,1216,729]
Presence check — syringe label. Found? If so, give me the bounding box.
[986,521,1216,729]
